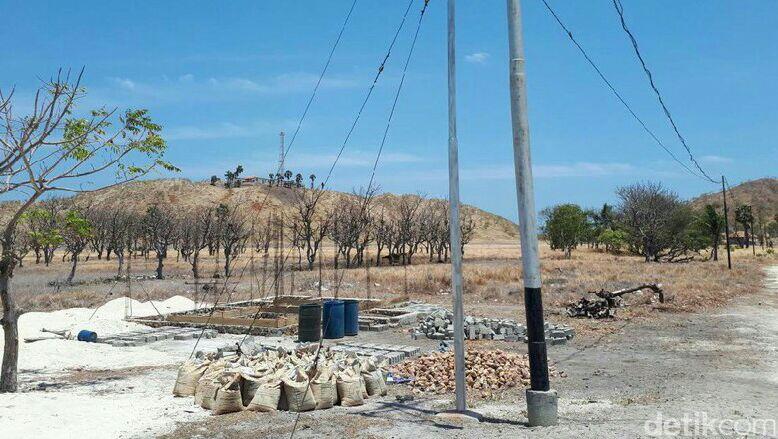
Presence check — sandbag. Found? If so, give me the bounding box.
[246,380,282,412]
[336,372,364,407]
[198,380,220,410]
[212,375,244,415]
[173,360,210,397]
[282,369,317,412]
[240,374,263,407]
[362,370,387,397]
[311,369,337,410]
[360,376,369,399]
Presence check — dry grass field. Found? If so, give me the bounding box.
[12,239,773,337]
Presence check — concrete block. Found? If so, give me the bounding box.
[526,389,558,426]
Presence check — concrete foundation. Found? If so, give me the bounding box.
[526,389,558,427]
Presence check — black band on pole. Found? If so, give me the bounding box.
[524,286,550,391]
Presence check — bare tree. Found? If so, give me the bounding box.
[289,181,329,270]
[61,206,93,284]
[0,70,174,392]
[215,203,249,277]
[143,204,177,280]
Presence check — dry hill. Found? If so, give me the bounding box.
[71,179,519,241]
[690,177,778,221]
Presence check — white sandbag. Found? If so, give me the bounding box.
[246,380,282,412]
[198,380,220,410]
[282,369,317,412]
[173,360,210,397]
[336,371,364,407]
[362,370,387,397]
[240,373,263,407]
[212,375,244,415]
[311,368,337,410]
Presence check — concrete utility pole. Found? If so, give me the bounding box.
[506,0,557,426]
[446,0,467,413]
[722,176,732,270]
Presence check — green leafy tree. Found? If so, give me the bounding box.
[0,70,175,392]
[542,204,589,258]
[597,228,628,253]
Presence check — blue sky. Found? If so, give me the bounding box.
[2,0,776,221]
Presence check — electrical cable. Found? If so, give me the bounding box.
[611,0,718,184]
[539,0,712,183]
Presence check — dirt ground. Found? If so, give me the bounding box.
[153,265,778,439]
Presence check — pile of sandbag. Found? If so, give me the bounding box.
[390,349,562,398]
[172,346,389,415]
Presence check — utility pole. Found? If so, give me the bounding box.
[446,0,467,413]
[507,0,557,426]
[722,176,732,270]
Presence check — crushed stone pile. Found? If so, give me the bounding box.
[390,350,563,397]
[173,344,390,414]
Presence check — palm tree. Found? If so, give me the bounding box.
[284,170,293,181]
[309,174,316,189]
[295,173,303,187]
[699,205,725,261]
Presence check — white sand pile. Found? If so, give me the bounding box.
[0,295,211,372]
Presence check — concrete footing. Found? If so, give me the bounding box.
[526,389,558,426]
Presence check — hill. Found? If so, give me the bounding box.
[690,177,778,221]
[70,179,519,241]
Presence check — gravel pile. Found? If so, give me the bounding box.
[390,350,561,397]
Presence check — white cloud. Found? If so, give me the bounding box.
[465,52,490,64]
[110,77,136,90]
[165,119,291,141]
[102,72,360,105]
[286,151,424,169]
[700,155,732,164]
[456,162,634,180]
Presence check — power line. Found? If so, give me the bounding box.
[319,0,417,189]
[611,0,717,184]
[366,0,430,193]
[282,0,358,161]
[539,0,711,183]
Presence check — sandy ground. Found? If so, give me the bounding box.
[158,265,778,438]
[0,296,244,439]
[1,266,776,438]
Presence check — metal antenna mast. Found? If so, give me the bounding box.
[278,131,286,176]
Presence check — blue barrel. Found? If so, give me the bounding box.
[322,300,345,339]
[298,303,322,342]
[343,299,359,336]
[77,330,98,342]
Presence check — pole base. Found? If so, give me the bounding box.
[526,389,558,426]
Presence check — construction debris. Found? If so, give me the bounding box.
[413,309,575,345]
[390,350,562,397]
[567,283,664,319]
